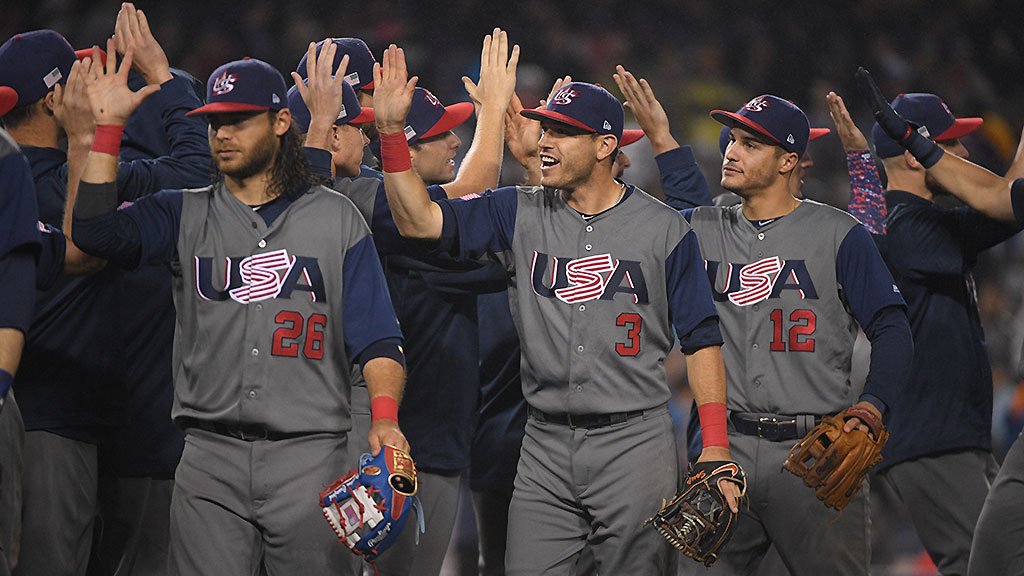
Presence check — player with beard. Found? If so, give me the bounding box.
[71,49,406,576]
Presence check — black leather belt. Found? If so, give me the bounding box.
[729,413,821,442]
[528,406,647,429]
[178,417,308,441]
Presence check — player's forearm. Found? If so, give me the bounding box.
[929,153,1016,222]
[1006,128,1024,181]
[685,345,727,406]
[846,150,887,236]
[379,132,444,239]
[362,356,405,409]
[0,329,25,376]
[445,103,504,198]
[861,305,913,416]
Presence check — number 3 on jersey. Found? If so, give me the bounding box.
[616,312,643,357]
[769,308,816,352]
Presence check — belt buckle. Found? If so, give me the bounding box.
[566,413,576,429]
[757,416,789,441]
[234,427,268,441]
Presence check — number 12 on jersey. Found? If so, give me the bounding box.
[769,308,816,352]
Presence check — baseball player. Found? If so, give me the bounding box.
[471,86,648,575]
[373,44,739,575]
[70,47,407,576]
[295,31,514,576]
[0,129,40,576]
[835,90,1018,575]
[0,10,210,574]
[654,91,913,575]
[851,69,1024,569]
[295,37,381,174]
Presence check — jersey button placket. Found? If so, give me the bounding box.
[258,239,267,248]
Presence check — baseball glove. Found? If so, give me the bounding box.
[319,445,424,561]
[646,461,747,567]
[782,406,889,511]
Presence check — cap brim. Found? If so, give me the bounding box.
[75,48,106,67]
[710,110,781,145]
[0,87,18,117]
[359,80,374,91]
[809,127,831,141]
[520,108,596,133]
[936,117,983,141]
[347,107,374,125]
[620,129,645,147]
[186,102,273,117]
[420,102,475,140]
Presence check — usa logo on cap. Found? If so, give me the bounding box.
[188,58,288,117]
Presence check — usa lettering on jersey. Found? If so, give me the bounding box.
[705,256,818,305]
[531,251,648,305]
[194,249,326,303]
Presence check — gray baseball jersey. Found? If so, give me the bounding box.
[116,183,403,433]
[687,200,904,415]
[436,184,722,414]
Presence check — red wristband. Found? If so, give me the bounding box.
[698,402,729,449]
[371,396,400,422]
[379,131,412,173]
[91,124,124,156]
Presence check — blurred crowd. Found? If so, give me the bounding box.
[6,1,1024,574]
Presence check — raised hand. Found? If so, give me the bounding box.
[855,67,943,168]
[373,44,418,135]
[613,65,678,153]
[112,3,172,84]
[462,28,520,113]
[504,92,540,164]
[826,91,869,152]
[543,75,571,108]
[53,60,95,142]
[82,38,161,125]
[290,40,349,143]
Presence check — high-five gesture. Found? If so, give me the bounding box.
[613,65,678,154]
[855,67,943,168]
[82,39,161,126]
[826,91,869,152]
[112,3,172,85]
[373,44,419,135]
[291,40,349,149]
[53,60,95,143]
[462,27,519,113]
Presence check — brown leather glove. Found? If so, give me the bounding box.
[782,406,888,511]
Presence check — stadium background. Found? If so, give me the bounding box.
[5,1,1024,574]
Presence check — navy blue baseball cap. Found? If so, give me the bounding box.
[287,80,374,133]
[187,58,287,117]
[403,87,474,144]
[711,95,810,156]
[871,93,983,159]
[295,38,376,92]
[0,30,78,117]
[521,82,624,142]
[718,124,830,155]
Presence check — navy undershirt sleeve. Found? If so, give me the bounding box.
[35,225,66,291]
[836,224,905,327]
[1012,178,1024,227]
[304,147,334,180]
[435,187,518,260]
[858,305,913,417]
[0,151,41,257]
[656,146,713,210]
[666,229,723,353]
[74,189,182,269]
[112,76,212,200]
[341,234,404,363]
[0,249,37,333]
